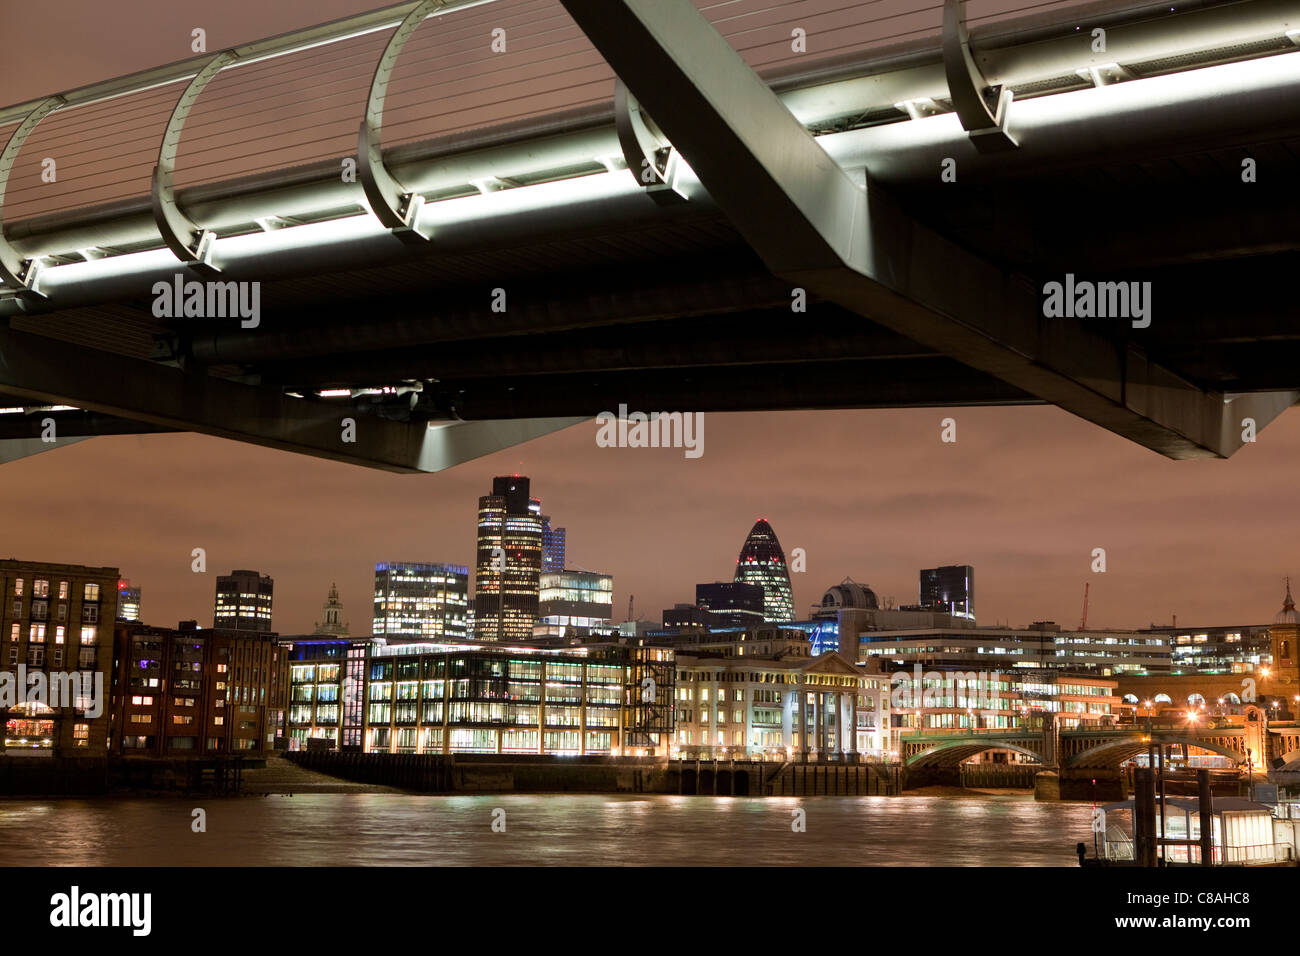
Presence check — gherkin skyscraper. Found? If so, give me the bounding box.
[733,519,795,622]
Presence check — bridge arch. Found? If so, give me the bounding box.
[1066,736,1247,770]
[906,740,1043,769]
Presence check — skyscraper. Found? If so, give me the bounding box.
[474,476,543,642]
[541,515,566,574]
[919,565,974,621]
[373,563,468,642]
[213,570,273,631]
[733,519,795,622]
[116,578,142,622]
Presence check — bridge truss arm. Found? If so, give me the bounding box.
[557,0,1296,459]
[0,326,581,473]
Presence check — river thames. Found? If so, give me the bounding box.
[0,793,1094,866]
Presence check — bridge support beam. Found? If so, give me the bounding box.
[559,0,1297,460]
[0,326,581,472]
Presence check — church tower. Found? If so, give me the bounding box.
[1269,579,1298,692]
[312,582,350,637]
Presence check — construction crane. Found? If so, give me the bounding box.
[1079,582,1090,630]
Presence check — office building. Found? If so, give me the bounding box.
[696,581,766,627]
[284,637,673,756]
[213,570,273,631]
[372,563,468,642]
[733,518,795,622]
[669,625,891,760]
[918,565,975,621]
[474,476,543,642]
[883,666,1118,753]
[663,603,713,630]
[804,578,976,659]
[1139,623,1273,675]
[541,516,566,574]
[0,560,118,757]
[116,579,141,622]
[859,622,1172,677]
[113,619,287,756]
[282,638,369,752]
[535,570,614,640]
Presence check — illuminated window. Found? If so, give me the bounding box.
[79,626,97,644]
[84,583,100,602]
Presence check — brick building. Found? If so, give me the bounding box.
[112,620,287,756]
[0,559,119,757]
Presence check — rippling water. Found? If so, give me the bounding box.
[0,794,1093,866]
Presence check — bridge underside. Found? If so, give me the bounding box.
[3,0,1299,471]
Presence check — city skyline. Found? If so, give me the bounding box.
[6,403,1299,636]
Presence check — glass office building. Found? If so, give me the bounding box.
[541,516,566,574]
[733,519,796,622]
[537,570,614,635]
[284,638,673,756]
[474,476,543,642]
[373,563,469,643]
[919,565,975,621]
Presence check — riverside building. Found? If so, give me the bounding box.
[662,624,891,760]
[112,619,287,756]
[283,637,674,756]
[0,560,118,757]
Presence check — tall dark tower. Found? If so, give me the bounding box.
[733,518,795,622]
[920,565,975,621]
[213,569,273,631]
[474,476,543,641]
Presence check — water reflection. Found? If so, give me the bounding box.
[0,794,1092,866]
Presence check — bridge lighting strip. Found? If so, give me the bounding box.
[817,46,1300,181]
[2,168,673,305]
[3,32,1298,309]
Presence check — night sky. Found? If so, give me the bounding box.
[2,0,1294,635]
